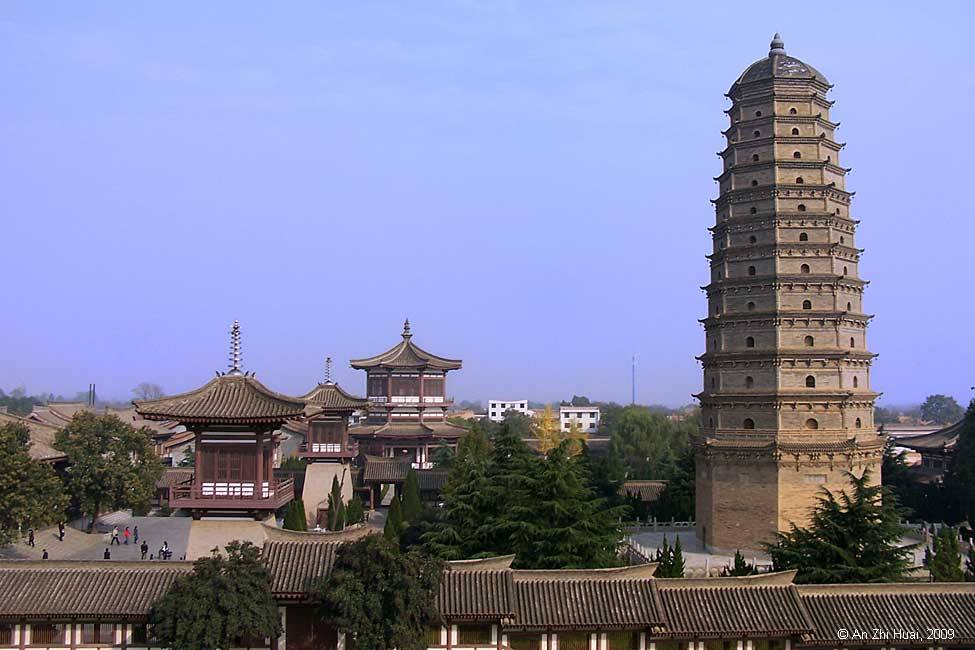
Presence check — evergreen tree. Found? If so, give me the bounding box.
[315,535,442,650]
[346,497,364,526]
[925,527,964,582]
[0,422,68,545]
[384,495,403,542]
[945,401,975,526]
[327,476,345,531]
[653,536,676,578]
[509,442,625,569]
[151,541,280,650]
[671,535,686,577]
[965,545,975,581]
[402,468,422,522]
[765,470,914,583]
[419,432,493,559]
[282,500,307,531]
[722,550,758,577]
[55,412,163,530]
[920,394,965,425]
[650,446,696,522]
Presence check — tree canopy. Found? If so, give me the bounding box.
[421,422,625,568]
[920,394,964,425]
[315,535,442,650]
[0,422,68,545]
[924,527,964,582]
[765,470,914,583]
[151,541,280,650]
[55,412,163,529]
[944,401,975,526]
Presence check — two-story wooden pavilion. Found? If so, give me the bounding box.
[348,319,468,467]
[291,358,369,462]
[134,322,305,519]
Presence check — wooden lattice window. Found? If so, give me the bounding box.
[607,631,640,650]
[80,624,114,645]
[508,634,542,650]
[457,624,492,645]
[557,632,590,650]
[29,624,65,646]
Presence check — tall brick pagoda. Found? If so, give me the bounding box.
[694,35,885,551]
[348,319,467,467]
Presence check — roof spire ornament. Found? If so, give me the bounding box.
[324,356,333,384]
[402,318,412,339]
[228,320,243,376]
[769,32,786,56]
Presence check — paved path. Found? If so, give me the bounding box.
[1,514,192,562]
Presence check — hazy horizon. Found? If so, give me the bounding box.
[2,2,973,408]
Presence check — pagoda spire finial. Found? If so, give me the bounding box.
[403,318,412,338]
[324,356,333,384]
[228,320,243,376]
[769,32,786,56]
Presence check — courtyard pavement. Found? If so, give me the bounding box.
[1,513,192,562]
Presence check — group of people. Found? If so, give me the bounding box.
[23,522,174,562]
[104,526,172,560]
[24,521,67,560]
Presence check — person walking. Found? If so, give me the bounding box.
[103,548,111,560]
[58,521,65,542]
[160,540,170,560]
[133,525,139,543]
[123,526,131,545]
[27,528,35,548]
[140,540,149,560]
[42,549,49,559]
[110,526,120,545]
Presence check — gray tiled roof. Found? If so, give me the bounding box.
[134,375,305,425]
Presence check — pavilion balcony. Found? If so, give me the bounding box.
[169,477,294,511]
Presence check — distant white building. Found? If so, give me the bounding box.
[487,399,532,422]
[560,405,600,432]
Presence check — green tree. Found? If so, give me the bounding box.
[315,535,442,650]
[509,442,626,569]
[944,401,975,526]
[920,394,964,425]
[326,476,345,531]
[765,470,914,583]
[178,445,195,468]
[722,550,758,577]
[151,541,280,650]
[965,545,975,581]
[609,407,689,479]
[0,388,45,416]
[430,445,455,469]
[652,535,685,578]
[419,429,494,559]
[925,527,964,582]
[55,412,163,530]
[282,500,307,532]
[384,495,404,542]
[650,446,696,522]
[346,497,364,526]
[402,468,422,523]
[0,422,68,545]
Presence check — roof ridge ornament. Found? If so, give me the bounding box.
[402,318,412,339]
[228,320,243,376]
[324,356,334,384]
[769,32,786,56]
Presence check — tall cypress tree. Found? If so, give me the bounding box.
[384,496,403,543]
[402,468,422,523]
[925,527,964,582]
[765,469,914,583]
[327,476,345,531]
[945,401,975,525]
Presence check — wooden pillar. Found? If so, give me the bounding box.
[194,430,202,482]
[256,430,265,498]
[385,372,393,424]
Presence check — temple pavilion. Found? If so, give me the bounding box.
[289,357,368,463]
[348,319,468,467]
[134,322,305,519]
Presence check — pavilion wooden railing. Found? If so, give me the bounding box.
[170,477,294,507]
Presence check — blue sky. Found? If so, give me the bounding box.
[1,1,973,407]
